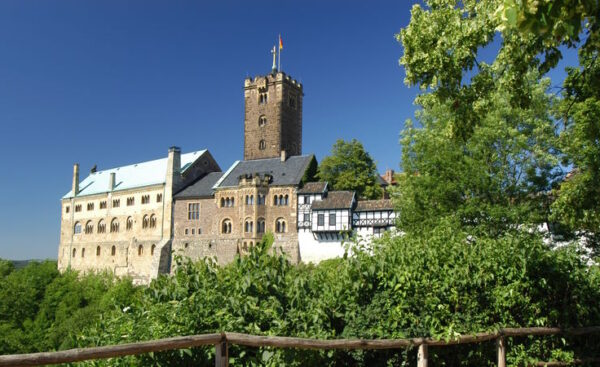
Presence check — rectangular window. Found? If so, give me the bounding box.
[185,228,189,235]
[65,206,70,213]
[156,193,162,203]
[127,197,134,206]
[113,199,120,208]
[188,203,199,220]
[303,213,310,222]
[329,213,336,226]
[99,201,107,209]
[197,228,201,235]
[191,228,195,235]
[317,214,324,226]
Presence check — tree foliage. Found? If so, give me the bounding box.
[396,0,599,247]
[317,139,383,200]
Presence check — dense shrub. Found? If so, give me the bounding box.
[69,227,600,366]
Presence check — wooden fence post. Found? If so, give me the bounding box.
[215,341,228,367]
[497,337,506,367]
[417,344,428,367]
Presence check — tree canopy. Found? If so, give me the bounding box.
[395,0,599,248]
[317,139,383,200]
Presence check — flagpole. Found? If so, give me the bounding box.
[278,34,281,72]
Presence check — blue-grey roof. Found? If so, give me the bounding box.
[174,172,224,199]
[214,155,314,189]
[63,150,208,199]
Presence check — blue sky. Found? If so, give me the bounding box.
[0,1,578,260]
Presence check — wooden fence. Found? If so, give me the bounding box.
[0,327,599,366]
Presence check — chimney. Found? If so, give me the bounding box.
[109,172,116,191]
[166,146,182,188]
[72,163,80,196]
[280,150,287,162]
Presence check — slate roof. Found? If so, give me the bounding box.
[298,182,328,194]
[63,150,208,199]
[174,172,224,199]
[214,155,315,189]
[355,199,394,211]
[311,191,355,210]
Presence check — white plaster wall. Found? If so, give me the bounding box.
[298,230,346,264]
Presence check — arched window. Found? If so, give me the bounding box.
[273,195,278,206]
[138,245,143,256]
[97,219,106,234]
[96,246,101,256]
[220,197,225,207]
[244,219,253,233]
[85,220,93,234]
[259,92,268,104]
[149,214,156,228]
[221,219,232,234]
[225,197,230,207]
[259,140,266,150]
[279,195,284,205]
[151,244,156,256]
[110,218,119,233]
[111,245,116,256]
[142,215,149,229]
[81,248,85,258]
[275,218,286,233]
[250,195,254,205]
[126,217,133,231]
[72,248,76,257]
[258,115,267,127]
[74,222,82,234]
[230,197,234,207]
[257,218,265,233]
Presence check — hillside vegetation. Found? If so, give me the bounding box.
[2,227,599,366]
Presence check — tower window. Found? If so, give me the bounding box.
[288,95,297,109]
[151,244,156,256]
[259,140,266,150]
[258,115,267,127]
[259,92,268,104]
[257,218,265,233]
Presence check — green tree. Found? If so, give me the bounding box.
[396,0,559,234]
[317,139,383,200]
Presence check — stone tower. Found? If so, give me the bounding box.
[244,72,303,161]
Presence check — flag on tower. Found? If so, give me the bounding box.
[279,34,283,50]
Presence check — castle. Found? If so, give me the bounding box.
[58,69,396,284]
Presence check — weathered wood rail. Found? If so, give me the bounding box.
[0,326,599,366]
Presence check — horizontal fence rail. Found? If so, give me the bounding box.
[1,327,599,367]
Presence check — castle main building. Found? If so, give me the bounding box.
[58,70,395,284]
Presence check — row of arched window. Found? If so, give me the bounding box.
[220,197,235,207]
[273,194,289,206]
[244,194,266,205]
[223,218,286,234]
[72,244,156,258]
[74,215,155,234]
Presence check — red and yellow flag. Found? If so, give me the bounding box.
[279,35,283,50]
